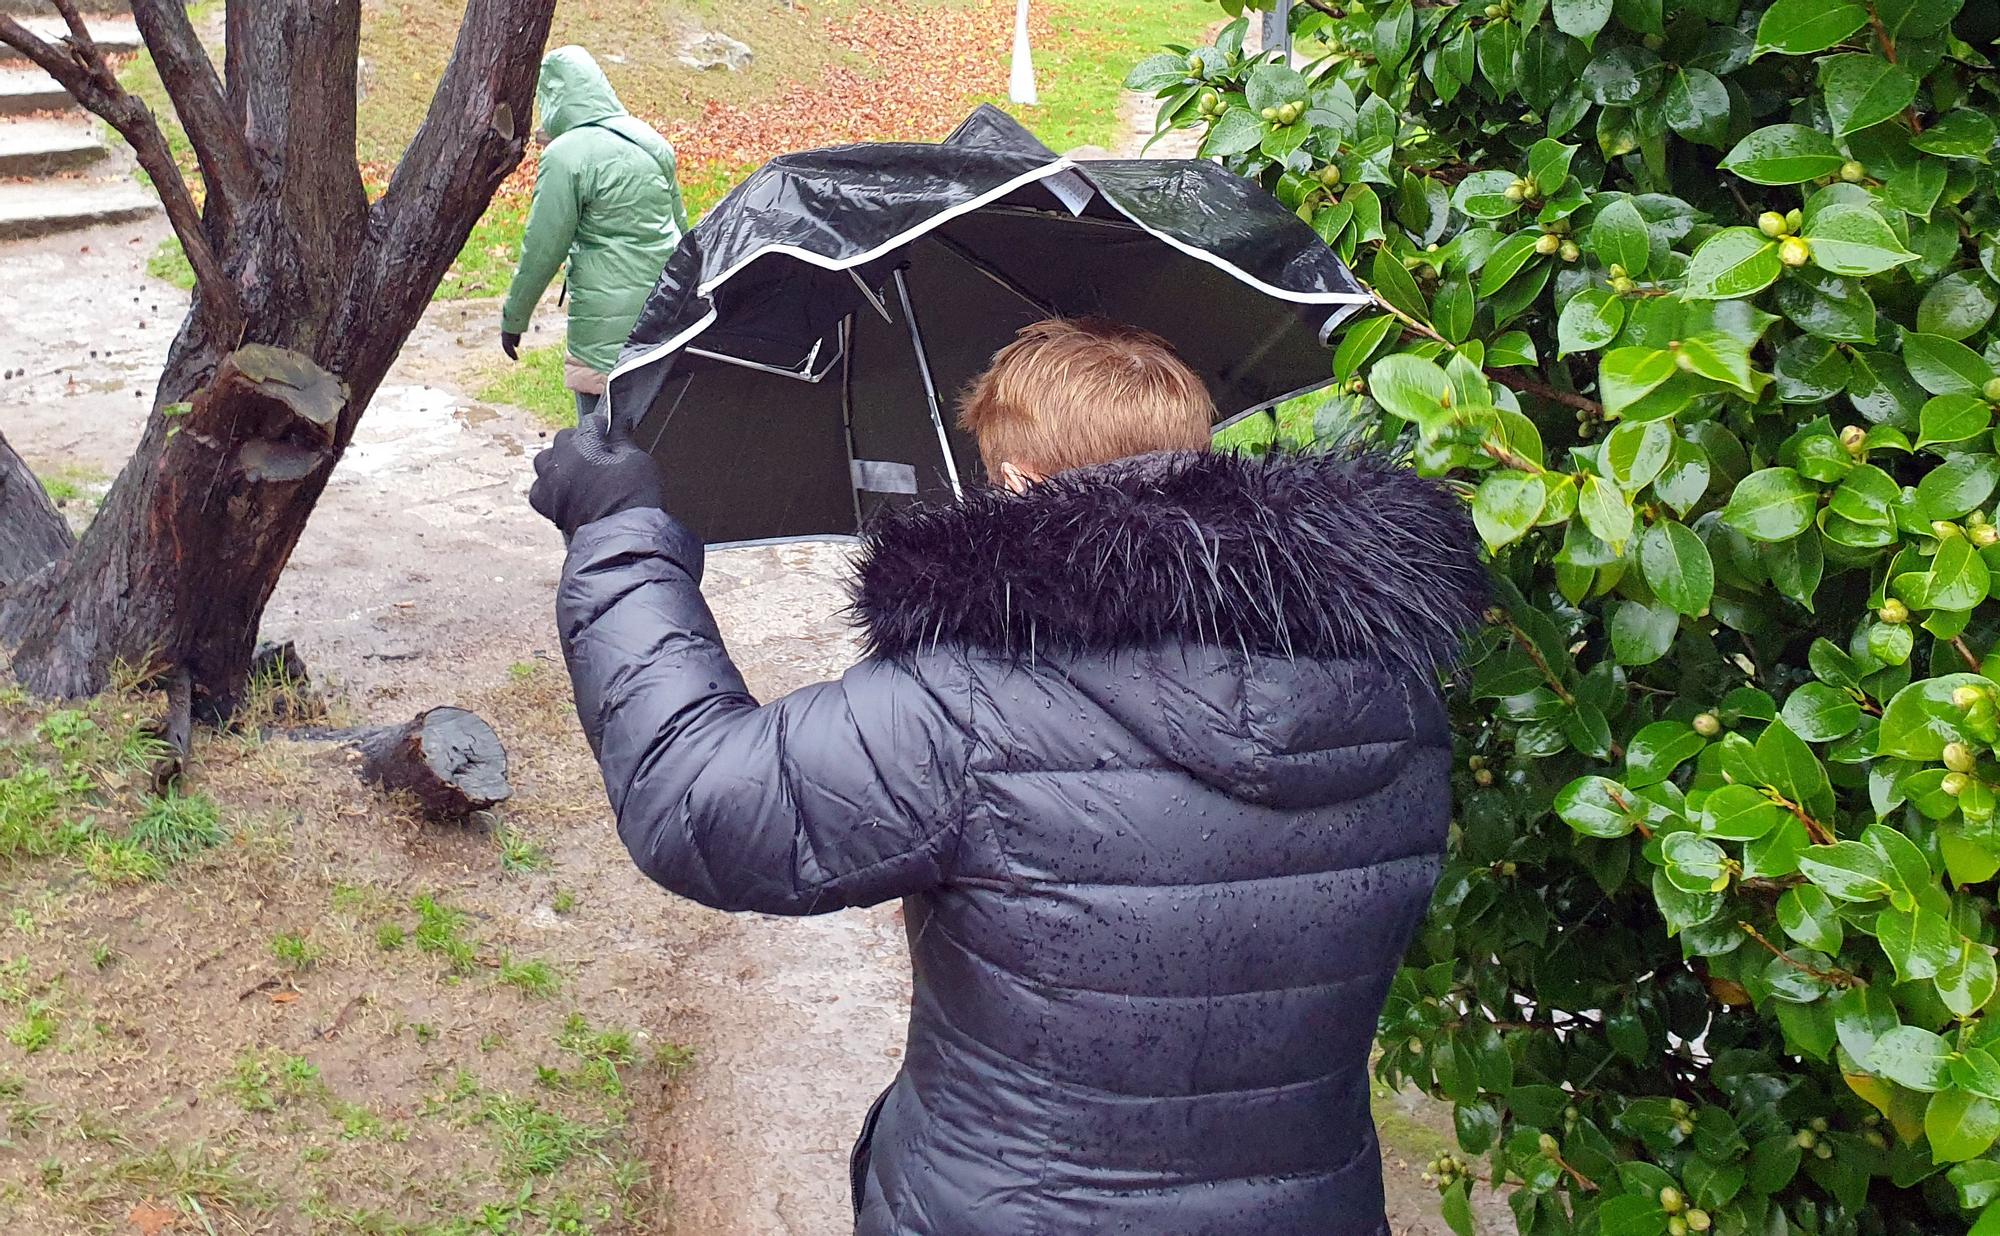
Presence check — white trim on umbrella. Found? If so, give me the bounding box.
[607,157,1373,390]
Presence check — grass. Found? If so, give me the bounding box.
[497,955,560,998]
[477,1093,607,1181]
[475,343,573,428]
[271,931,324,972]
[410,894,478,974]
[129,791,225,863]
[495,826,549,873]
[5,1003,56,1054]
[227,1051,324,1113]
[989,0,1215,152]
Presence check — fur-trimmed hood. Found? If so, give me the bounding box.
[849,449,1488,677]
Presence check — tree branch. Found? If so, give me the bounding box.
[1740,923,1860,988]
[0,5,239,329]
[128,0,255,220]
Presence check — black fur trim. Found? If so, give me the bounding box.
[849,450,1489,676]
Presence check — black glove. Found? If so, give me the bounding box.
[501,330,522,361]
[529,412,668,538]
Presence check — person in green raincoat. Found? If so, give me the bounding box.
[501,46,689,419]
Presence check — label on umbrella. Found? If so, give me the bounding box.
[852,460,919,495]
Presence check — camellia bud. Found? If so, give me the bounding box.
[1318,165,1343,187]
[1975,524,2000,548]
[1669,1220,1688,1236]
[1607,263,1626,279]
[1839,424,1867,455]
[1261,106,1279,121]
[1559,240,1580,262]
[1814,1142,1833,1160]
[1946,742,1979,774]
[1503,183,1527,202]
[1535,232,1562,255]
[1879,598,1910,624]
[1986,376,2000,403]
[1686,1211,1712,1233]
[1840,160,1866,183]
[1610,276,1637,295]
[1936,520,1965,539]
[1794,1130,1817,1150]
[1758,211,1787,237]
[1786,208,1803,231]
[1475,769,1495,786]
[1538,1132,1560,1156]
[1944,772,1973,798]
[1693,712,1721,737]
[1499,860,1518,876]
[1659,1187,1684,1214]
[1780,236,1811,267]
[1955,685,1988,711]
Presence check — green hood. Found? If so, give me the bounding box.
[537,46,625,139]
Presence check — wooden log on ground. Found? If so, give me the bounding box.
[347,707,512,820]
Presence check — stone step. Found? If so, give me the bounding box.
[0,17,140,62]
[0,67,72,117]
[0,118,102,175]
[0,177,156,240]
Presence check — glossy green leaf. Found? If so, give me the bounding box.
[1473,472,1549,552]
[1917,394,1993,449]
[1609,599,1677,665]
[1917,454,2000,521]
[1557,775,1637,837]
[1781,682,1862,742]
[1917,272,2000,341]
[1802,205,1918,277]
[1876,674,1988,760]
[1579,474,1635,551]
[1819,55,1918,138]
[1637,521,1713,615]
[1778,885,1843,952]
[1904,333,1995,397]
[1702,783,1785,841]
[1721,468,1817,542]
[1682,227,1782,300]
[1557,287,1625,356]
[1753,0,1868,55]
[1913,110,1998,161]
[1720,124,1845,185]
[1864,1025,1952,1092]
[1927,1091,2000,1164]
[1798,840,1897,902]
[1603,420,1673,491]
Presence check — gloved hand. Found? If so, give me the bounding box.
[529,412,668,538]
[501,330,522,361]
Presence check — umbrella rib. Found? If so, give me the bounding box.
[931,234,1060,318]
[891,267,965,499]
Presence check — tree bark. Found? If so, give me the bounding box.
[346,707,513,820]
[0,0,557,715]
[0,429,73,592]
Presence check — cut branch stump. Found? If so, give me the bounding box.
[345,707,511,820]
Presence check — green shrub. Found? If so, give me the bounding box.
[1136,3,2000,1232]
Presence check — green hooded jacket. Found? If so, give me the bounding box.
[501,47,689,375]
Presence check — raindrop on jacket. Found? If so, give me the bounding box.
[502,46,689,376]
[556,450,1489,1234]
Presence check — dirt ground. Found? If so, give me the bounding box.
[0,188,1505,1236]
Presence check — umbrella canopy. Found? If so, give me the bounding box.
[605,105,1370,546]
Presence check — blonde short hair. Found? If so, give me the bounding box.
[956,318,1215,478]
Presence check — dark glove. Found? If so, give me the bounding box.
[501,330,522,361]
[530,412,667,538]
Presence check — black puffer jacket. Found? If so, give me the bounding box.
[556,450,1486,1235]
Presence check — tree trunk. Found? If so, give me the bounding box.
[346,707,512,820]
[0,0,557,715]
[0,429,72,591]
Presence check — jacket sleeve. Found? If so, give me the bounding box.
[660,140,691,237]
[556,509,972,915]
[502,148,581,336]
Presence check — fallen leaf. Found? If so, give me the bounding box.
[270,990,299,1005]
[128,1199,178,1235]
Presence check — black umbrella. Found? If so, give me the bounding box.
[604,105,1370,546]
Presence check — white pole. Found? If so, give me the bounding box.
[1009,0,1037,106]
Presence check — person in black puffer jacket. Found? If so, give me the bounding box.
[530,318,1487,1235]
